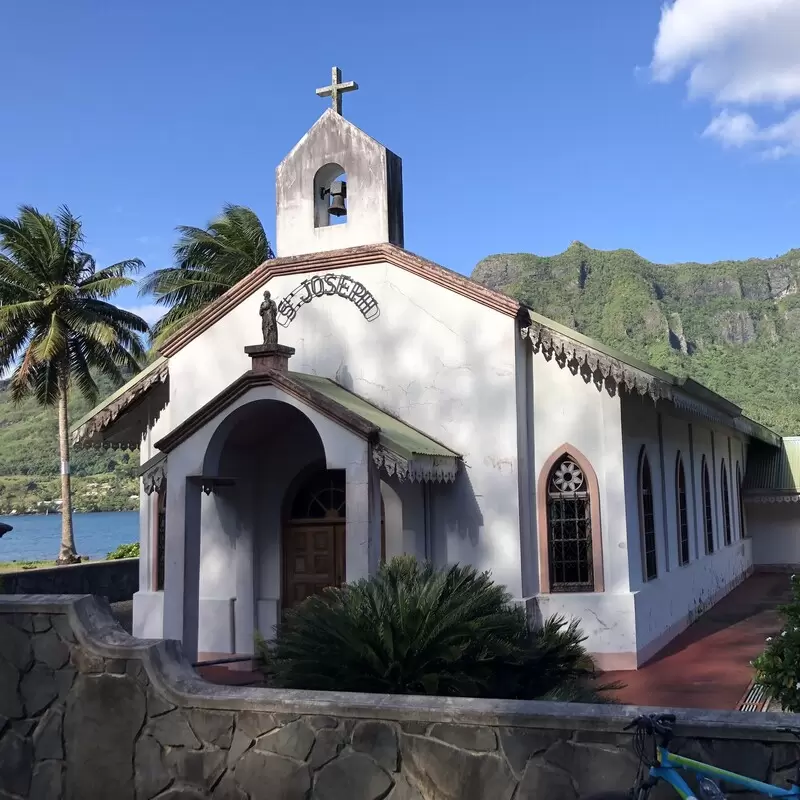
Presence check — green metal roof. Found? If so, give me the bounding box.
[289,372,459,461]
[70,356,169,442]
[743,437,800,492]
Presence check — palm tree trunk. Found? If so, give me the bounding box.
[56,361,79,564]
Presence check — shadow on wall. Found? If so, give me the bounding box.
[436,469,484,551]
[252,295,505,580]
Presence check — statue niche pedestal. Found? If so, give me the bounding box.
[245,343,295,373]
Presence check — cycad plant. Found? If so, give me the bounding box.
[259,556,619,701]
[139,204,274,347]
[753,574,800,712]
[0,205,148,563]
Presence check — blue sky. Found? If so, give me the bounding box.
[1,0,798,324]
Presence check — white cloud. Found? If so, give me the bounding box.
[702,110,760,147]
[651,0,800,158]
[123,304,167,326]
[703,109,800,157]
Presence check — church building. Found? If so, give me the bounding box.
[73,68,800,671]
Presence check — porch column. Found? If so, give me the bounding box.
[162,473,202,662]
[138,484,153,592]
[345,446,382,582]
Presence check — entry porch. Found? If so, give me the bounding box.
[110,360,459,661]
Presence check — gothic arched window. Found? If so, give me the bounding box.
[702,457,715,554]
[675,454,690,566]
[721,460,733,546]
[639,448,658,581]
[736,461,746,538]
[546,454,595,593]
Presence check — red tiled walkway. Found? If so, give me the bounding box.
[601,573,791,710]
[194,655,266,687]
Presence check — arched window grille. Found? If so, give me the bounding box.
[736,462,747,539]
[546,455,594,592]
[721,460,733,546]
[702,457,714,554]
[639,449,658,581]
[675,455,690,566]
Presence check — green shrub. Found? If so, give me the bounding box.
[257,556,620,701]
[106,542,140,560]
[753,574,800,711]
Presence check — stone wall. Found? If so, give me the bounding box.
[0,558,138,603]
[2,594,800,800]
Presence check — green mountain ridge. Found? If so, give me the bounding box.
[1,241,799,517]
[472,242,800,435]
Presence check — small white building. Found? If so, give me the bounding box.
[73,72,800,670]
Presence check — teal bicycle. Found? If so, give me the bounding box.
[583,713,800,800]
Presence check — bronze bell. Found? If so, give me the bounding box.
[328,180,347,217]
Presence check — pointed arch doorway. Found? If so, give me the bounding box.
[282,468,385,610]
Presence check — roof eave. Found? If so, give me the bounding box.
[70,357,169,448]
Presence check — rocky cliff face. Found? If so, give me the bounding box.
[471,244,800,435]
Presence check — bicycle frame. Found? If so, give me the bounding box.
[650,747,800,799]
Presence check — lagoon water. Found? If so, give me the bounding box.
[0,511,138,563]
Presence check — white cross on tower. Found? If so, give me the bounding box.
[315,66,359,116]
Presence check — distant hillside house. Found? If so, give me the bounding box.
[73,71,800,670]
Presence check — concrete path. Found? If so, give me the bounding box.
[601,572,791,710]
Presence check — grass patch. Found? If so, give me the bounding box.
[0,559,57,573]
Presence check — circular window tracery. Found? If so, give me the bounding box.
[551,460,585,494]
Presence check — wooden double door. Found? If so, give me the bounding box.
[283,522,345,608]
[281,468,386,611]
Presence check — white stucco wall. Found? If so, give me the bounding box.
[275,110,402,257]
[167,260,524,596]
[531,353,627,596]
[749,502,800,567]
[621,395,752,662]
[528,349,634,664]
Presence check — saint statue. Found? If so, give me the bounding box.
[260,290,278,346]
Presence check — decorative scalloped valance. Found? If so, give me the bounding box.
[372,446,458,483]
[744,492,800,504]
[522,320,782,449]
[523,321,671,402]
[71,358,169,448]
[141,455,167,496]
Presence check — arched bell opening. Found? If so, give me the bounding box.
[313,162,348,227]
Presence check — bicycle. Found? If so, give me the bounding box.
[582,713,800,799]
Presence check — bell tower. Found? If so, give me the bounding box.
[275,67,404,258]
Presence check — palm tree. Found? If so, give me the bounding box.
[139,204,274,348]
[0,205,149,564]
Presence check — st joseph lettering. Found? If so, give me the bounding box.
[276,273,380,326]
